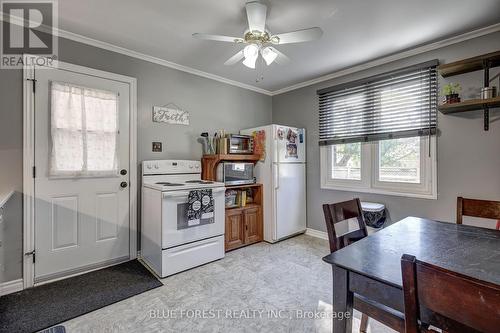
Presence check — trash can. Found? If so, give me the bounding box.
[361,202,386,228]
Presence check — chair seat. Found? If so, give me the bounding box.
[347,236,365,245]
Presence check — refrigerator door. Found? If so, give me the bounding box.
[273,125,306,163]
[274,162,306,240]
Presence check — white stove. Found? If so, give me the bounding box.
[142,159,225,190]
[141,160,225,277]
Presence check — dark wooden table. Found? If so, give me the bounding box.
[322,217,500,333]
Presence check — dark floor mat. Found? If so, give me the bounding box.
[0,260,162,333]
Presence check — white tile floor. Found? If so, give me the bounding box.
[63,235,396,333]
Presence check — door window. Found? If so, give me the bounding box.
[50,81,119,177]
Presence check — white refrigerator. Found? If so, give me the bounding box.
[241,124,306,243]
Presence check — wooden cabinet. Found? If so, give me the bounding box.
[225,208,245,250]
[244,206,262,244]
[224,205,263,251]
[202,154,263,252]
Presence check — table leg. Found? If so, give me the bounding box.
[332,265,353,333]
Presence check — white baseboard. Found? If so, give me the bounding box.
[305,228,329,240]
[0,278,23,296]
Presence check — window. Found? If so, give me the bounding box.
[318,61,438,198]
[321,137,436,198]
[332,143,361,180]
[378,137,420,183]
[50,81,119,177]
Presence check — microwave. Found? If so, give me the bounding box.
[228,134,254,154]
[216,162,255,186]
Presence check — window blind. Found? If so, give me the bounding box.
[318,60,438,145]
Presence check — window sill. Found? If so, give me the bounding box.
[320,183,437,200]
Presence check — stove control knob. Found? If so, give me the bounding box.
[195,165,200,169]
[189,165,193,169]
[146,164,152,169]
[154,164,159,169]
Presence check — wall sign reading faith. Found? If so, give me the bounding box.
[153,104,189,125]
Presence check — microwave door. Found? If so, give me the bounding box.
[224,163,254,185]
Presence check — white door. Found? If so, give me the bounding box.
[33,66,131,283]
[274,163,307,240]
[273,125,306,163]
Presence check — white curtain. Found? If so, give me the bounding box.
[50,81,119,177]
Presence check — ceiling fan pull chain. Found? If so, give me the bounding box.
[256,57,264,82]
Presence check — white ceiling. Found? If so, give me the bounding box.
[56,0,500,92]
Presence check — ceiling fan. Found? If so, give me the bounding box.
[192,1,323,69]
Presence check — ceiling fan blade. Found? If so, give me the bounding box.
[192,33,244,43]
[224,50,245,66]
[267,47,290,65]
[246,1,267,32]
[271,27,323,44]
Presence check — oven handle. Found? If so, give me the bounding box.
[162,187,225,198]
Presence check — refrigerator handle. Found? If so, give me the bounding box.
[274,163,279,189]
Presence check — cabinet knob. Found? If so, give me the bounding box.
[120,182,128,188]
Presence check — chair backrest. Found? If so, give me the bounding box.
[456,197,500,225]
[322,198,368,253]
[401,254,500,333]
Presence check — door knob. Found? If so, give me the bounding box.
[120,182,128,188]
[120,169,127,175]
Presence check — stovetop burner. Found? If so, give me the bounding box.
[155,182,184,186]
[185,180,214,184]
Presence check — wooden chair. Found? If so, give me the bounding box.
[401,254,500,333]
[456,197,500,229]
[323,199,404,333]
[322,198,368,253]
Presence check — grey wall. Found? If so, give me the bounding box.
[58,38,272,162]
[0,37,272,283]
[272,31,500,232]
[2,30,500,284]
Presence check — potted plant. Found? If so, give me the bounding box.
[441,83,461,104]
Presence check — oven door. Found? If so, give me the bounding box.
[161,187,225,249]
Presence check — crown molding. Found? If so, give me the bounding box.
[0,11,272,95]
[270,23,500,96]
[57,30,273,96]
[2,11,499,97]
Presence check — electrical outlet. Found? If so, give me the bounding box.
[152,142,162,152]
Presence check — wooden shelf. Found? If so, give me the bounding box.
[202,154,261,163]
[225,203,260,211]
[201,154,261,181]
[225,183,262,190]
[438,50,500,77]
[438,96,500,114]
[200,152,264,252]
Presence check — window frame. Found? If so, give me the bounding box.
[320,136,437,199]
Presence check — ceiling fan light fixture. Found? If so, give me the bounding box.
[261,47,278,65]
[193,1,324,70]
[242,56,257,69]
[243,44,259,69]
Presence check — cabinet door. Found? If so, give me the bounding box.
[244,206,262,244]
[225,209,245,251]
